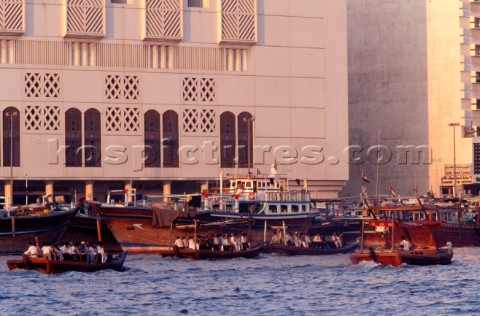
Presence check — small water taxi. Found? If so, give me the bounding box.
[6,251,128,274]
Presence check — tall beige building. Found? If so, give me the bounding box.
[0,0,348,203]
[343,0,472,198]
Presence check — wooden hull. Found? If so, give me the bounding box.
[6,251,127,274]
[0,209,77,254]
[432,224,480,247]
[350,252,402,266]
[265,241,359,255]
[397,248,453,265]
[64,215,123,253]
[159,244,263,260]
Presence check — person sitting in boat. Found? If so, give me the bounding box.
[182,236,188,248]
[221,234,230,251]
[241,233,249,250]
[302,233,312,248]
[212,234,221,250]
[332,233,342,248]
[98,242,106,263]
[24,242,38,258]
[294,232,302,247]
[174,236,185,249]
[68,242,79,261]
[41,242,53,260]
[51,242,64,261]
[285,232,294,246]
[229,234,238,251]
[188,236,198,250]
[312,234,323,249]
[399,235,411,251]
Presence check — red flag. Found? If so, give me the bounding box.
[361,170,370,183]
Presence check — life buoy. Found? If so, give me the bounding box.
[248,193,255,200]
[214,197,220,203]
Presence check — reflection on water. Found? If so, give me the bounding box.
[2,248,480,315]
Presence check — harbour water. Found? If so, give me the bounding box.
[2,247,480,315]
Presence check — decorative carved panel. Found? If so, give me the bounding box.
[221,0,256,43]
[66,0,104,38]
[145,0,182,41]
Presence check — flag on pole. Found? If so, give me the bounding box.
[361,170,370,183]
[388,184,397,197]
[270,159,277,175]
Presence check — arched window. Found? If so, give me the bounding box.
[65,108,82,167]
[220,111,236,168]
[237,112,253,169]
[162,110,179,168]
[144,110,160,168]
[2,107,20,167]
[84,109,101,167]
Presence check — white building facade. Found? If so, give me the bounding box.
[0,0,348,203]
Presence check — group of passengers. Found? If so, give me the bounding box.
[174,233,249,252]
[24,240,109,263]
[271,231,345,249]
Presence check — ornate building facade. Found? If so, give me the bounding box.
[0,0,348,203]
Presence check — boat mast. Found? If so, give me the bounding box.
[375,130,380,199]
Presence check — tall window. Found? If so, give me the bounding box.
[65,108,82,167]
[163,110,179,167]
[144,110,161,168]
[2,107,20,167]
[84,109,101,167]
[220,111,236,167]
[237,112,253,169]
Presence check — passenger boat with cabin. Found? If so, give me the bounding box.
[0,204,77,254]
[88,175,362,253]
[194,173,362,245]
[6,251,128,274]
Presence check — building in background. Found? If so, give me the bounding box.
[342,0,472,198]
[0,0,348,204]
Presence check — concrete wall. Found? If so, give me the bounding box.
[343,0,471,197]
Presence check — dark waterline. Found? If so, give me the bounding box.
[1,248,480,316]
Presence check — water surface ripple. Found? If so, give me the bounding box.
[1,248,480,315]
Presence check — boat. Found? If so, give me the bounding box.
[63,200,123,253]
[88,175,362,253]
[349,204,454,266]
[265,240,359,256]
[6,251,128,274]
[0,205,77,254]
[159,243,263,260]
[194,173,363,245]
[86,197,196,253]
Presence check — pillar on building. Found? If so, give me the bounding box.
[4,181,12,210]
[85,181,94,202]
[124,182,133,204]
[163,181,172,202]
[45,181,54,204]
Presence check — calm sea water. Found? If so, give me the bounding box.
[1,247,480,316]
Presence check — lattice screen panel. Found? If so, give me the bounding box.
[182,108,216,133]
[145,0,182,40]
[105,75,140,100]
[25,105,61,131]
[66,0,104,38]
[0,0,23,34]
[105,107,140,132]
[183,77,216,103]
[25,73,61,98]
[221,0,256,43]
